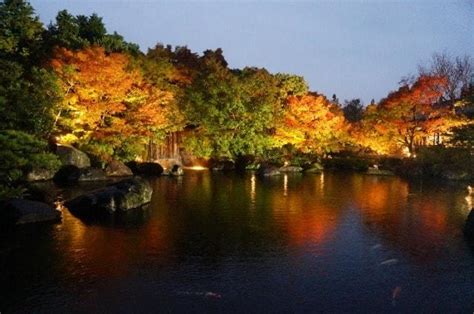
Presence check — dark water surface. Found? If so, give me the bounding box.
[1,172,473,313]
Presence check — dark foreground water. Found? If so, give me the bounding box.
[1,172,473,313]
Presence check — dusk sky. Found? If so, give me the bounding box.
[30,0,473,103]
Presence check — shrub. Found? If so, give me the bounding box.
[0,130,60,199]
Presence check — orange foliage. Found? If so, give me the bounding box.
[50,46,179,153]
[274,93,349,153]
[356,75,465,155]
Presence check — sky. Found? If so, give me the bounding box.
[30,0,473,103]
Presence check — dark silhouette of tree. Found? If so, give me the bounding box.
[343,98,364,122]
[419,52,473,101]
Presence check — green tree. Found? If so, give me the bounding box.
[275,73,309,100]
[46,10,139,54]
[76,13,106,44]
[0,130,60,199]
[182,53,277,158]
[343,98,364,122]
[0,0,44,65]
[0,0,62,137]
[0,60,61,136]
[46,9,87,50]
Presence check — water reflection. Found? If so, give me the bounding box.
[466,185,473,212]
[1,172,473,312]
[250,174,256,207]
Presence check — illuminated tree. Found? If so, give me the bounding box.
[50,46,179,160]
[359,75,465,155]
[351,103,400,155]
[274,93,349,154]
[182,54,277,158]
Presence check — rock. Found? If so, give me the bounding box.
[78,168,107,182]
[441,170,471,181]
[65,177,153,216]
[105,160,133,177]
[279,165,303,173]
[1,199,61,225]
[170,165,184,176]
[395,160,424,178]
[126,161,163,176]
[366,168,395,176]
[304,163,324,173]
[53,165,81,184]
[26,168,56,182]
[211,159,235,171]
[257,165,281,177]
[56,145,91,168]
[155,158,182,171]
[464,209,474,240]
[245,163,261,171]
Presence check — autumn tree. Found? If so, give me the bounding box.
[50,46,178,160]
[351,102,400,155]
[273,93,349,154]
[362,75,465,155]
[418,52,473,101]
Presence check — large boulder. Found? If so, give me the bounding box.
[441,169,471,181]
[170,164,184,176]
[304,163,324,174]
[56,145,91,168]
[105,160,133,177]
[211,159,235,171]
[53,165,81,185]
[78,168,107,182]
[464,209,474,240]
[279,165,303,173]
[1,199,61,225]
[257,165,281,177]
[126,161,163,176]
[366,167,395,176]
[26,168,56,182]
[65,177,153,217]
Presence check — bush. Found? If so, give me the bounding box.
[416,146,473,176]
[323,156,370,171]
[0,130,60,200]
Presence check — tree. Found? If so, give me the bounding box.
[449,85,474,150]
[273,93,349,154]
[363,75,465,155]
[50,46,178,160]
[182,54,277,158]
[46,10,139,54]
[0,60,62,136]
[0,130,60,199]
[46,9,87,50]
[100,31,140,54]
[343,98,364,122]
[419,52,473,101]
[0,0,44,65]
[76,13,106,44]
[0,0,62,137]
[275,73,309,99]
[352,102,400,155]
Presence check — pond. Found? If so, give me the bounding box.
[1,171,473,313]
